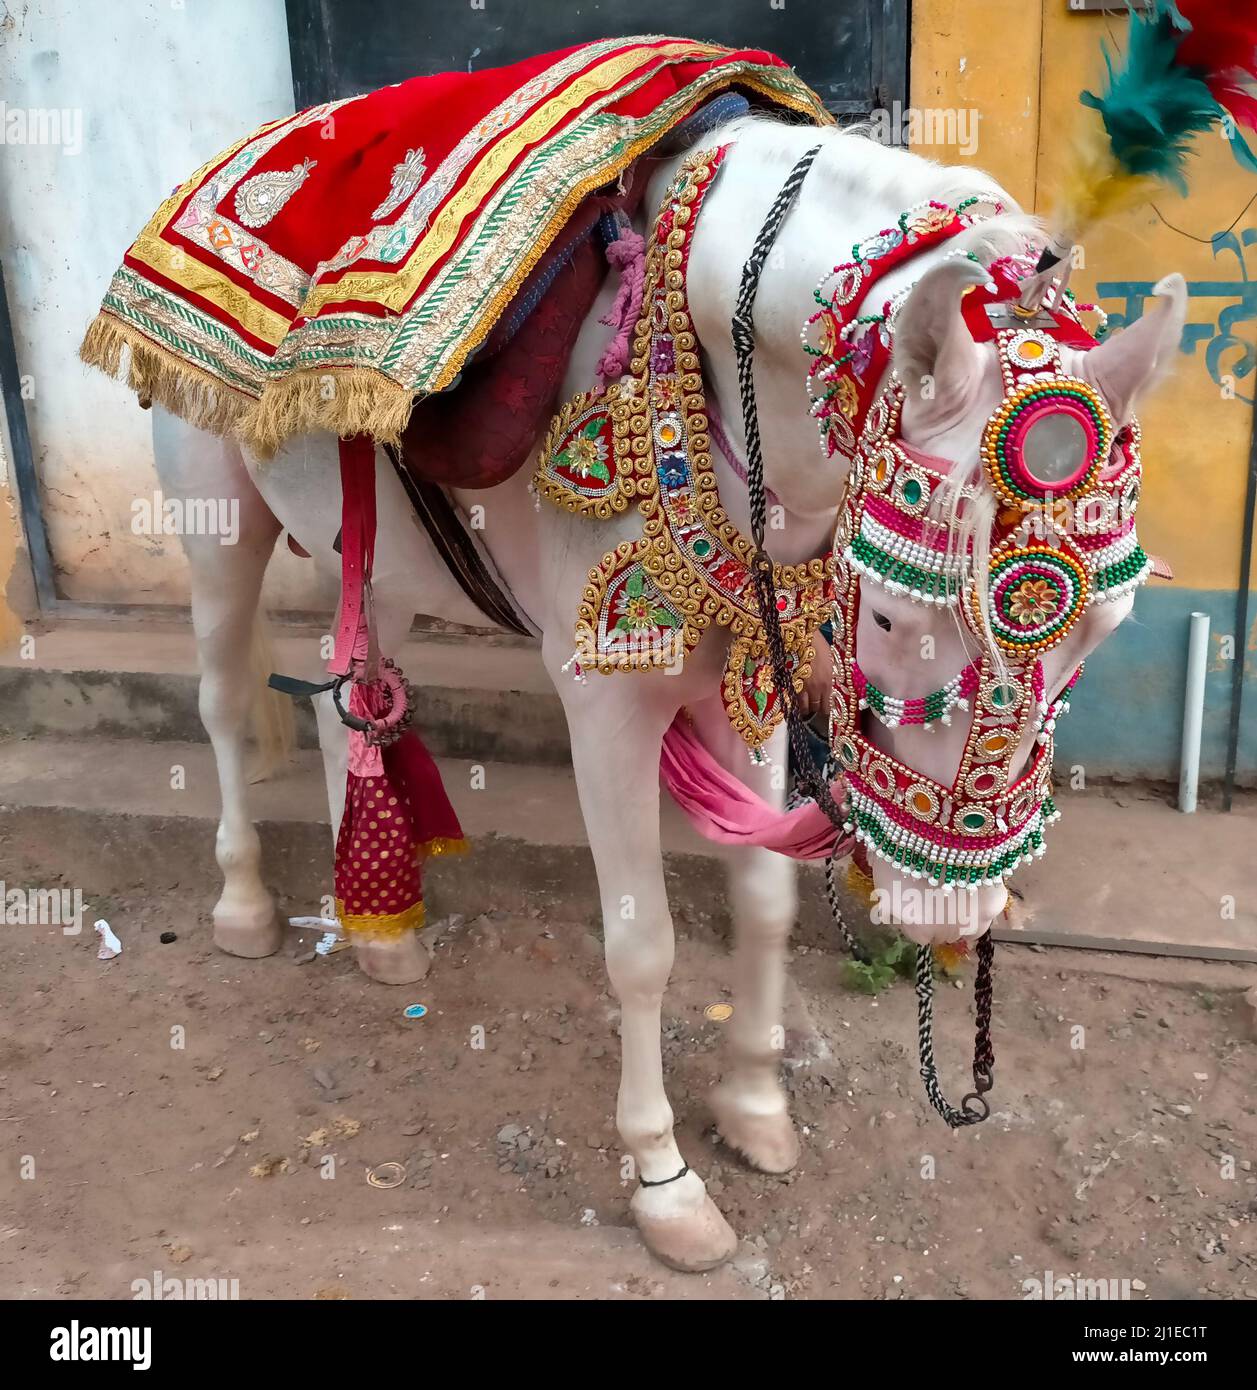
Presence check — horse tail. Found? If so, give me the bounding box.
[248,605,294,782]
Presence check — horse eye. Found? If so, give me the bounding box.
[872,610,893,632]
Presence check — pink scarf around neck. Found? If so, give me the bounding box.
[659,714,849,861]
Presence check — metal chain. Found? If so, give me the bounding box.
[731,147,870,969]
[915,930,995,1127]
[730,144,994,1125]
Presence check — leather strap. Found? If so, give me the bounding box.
[384,444,533,638]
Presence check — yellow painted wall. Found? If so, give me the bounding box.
[912,0,1256,595]
[911,0,1043,209]
[0,431,24,653]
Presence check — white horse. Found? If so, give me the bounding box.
[147,117,1186,1271]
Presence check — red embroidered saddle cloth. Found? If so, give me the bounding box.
[397,175,643,488]
[80,37,830,467]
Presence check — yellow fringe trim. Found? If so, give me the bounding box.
[79,312,419,459]
[417,836,469,862]
[247,366,417,459]
[334,897,425,941]
[845,860,877,905]
[79,313,255,438]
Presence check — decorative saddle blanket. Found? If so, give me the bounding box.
[535,146,835,757]
[79,37,829,459]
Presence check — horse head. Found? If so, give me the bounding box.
[852,245,1189,945]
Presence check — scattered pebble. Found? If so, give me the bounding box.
[248,1156,291,1178]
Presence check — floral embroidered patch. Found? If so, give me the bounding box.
[234,158,317,228]
[534,387,634,517]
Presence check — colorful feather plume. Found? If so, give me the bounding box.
[1048,1,1257,266]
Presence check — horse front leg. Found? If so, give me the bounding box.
[152,409,283,956]
[556,664,737,1272]
[686,701,800,1173]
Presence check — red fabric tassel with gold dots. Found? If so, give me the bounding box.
[330,436,466,939]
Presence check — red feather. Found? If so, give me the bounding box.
[1174,0,1257,131]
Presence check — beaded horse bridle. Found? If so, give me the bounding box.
[734,147,1147,1126]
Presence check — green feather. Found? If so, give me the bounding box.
[1080,1,1225,193]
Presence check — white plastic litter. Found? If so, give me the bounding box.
[94,919,122,960]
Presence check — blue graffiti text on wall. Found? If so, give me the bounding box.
[1095,227,1257,403]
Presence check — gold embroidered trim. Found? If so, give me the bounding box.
[423,69,832,396]
[532,384,639,518]
[536,146,835,749]
[417,836,470,861]
[334,898,425,939]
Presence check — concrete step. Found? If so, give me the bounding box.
[0,734,853,947]
[0,624,572,765]
[3,732,1254,963]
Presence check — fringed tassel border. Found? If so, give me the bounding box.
[78,313,254,439]
[247,365,418,459]
[79,311,420,459]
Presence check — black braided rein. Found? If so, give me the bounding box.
[729,145,994,1128]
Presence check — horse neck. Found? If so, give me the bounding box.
[626,144,832,566]
[675,121,991,568]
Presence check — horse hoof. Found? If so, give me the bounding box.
[632,1184,738,1273]
[711,1086,800,1174]
[212,902,282,959]
[353,932,431,985]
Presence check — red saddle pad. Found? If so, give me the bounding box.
[396,176,646,490]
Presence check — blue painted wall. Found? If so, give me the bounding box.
[1054,586,1256,784]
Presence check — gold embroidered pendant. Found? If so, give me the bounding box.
[533,384,638,519]
[534,145,836,753]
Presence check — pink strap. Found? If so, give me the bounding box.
[659,714,850,861]
[707,396,780,511]
[329,435,377,677]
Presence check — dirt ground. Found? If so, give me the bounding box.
[2,824,1256,1302]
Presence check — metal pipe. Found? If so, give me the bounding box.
[1179,610,1210,813]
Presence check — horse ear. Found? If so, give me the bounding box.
[892,256,990,410]
[1077,274,1186,425]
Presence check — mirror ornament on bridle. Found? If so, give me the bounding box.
[789,181,1154,1123]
